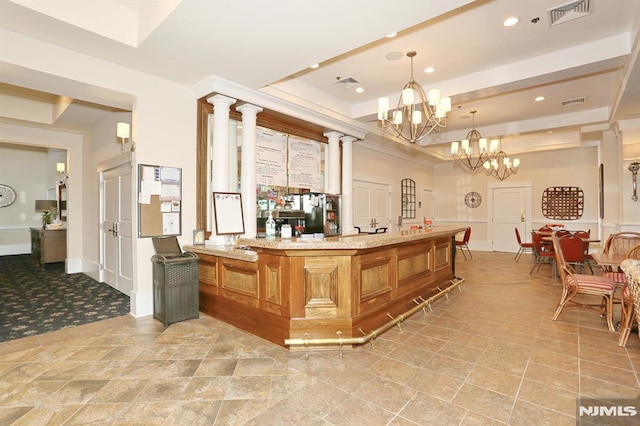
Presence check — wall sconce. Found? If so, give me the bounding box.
[117,122,135,153]
[56,162,67,183]
[629,161,640,201]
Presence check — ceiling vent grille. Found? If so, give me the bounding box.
[333,76,360,89]
[562,96,586,107]
[548,0,592,26]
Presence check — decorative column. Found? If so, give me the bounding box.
[207,94,237,243]
[236,103,263,238]
[324,131,342,195]
[340,136,357,235]
[228,121,238,192]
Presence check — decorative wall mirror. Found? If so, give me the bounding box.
[401,178,416,219]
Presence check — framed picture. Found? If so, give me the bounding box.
[193,229,205,245]
[212,192,245,235]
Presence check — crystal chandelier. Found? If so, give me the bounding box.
[483,140,520,180]
[450,110,498,171]
[377,51,451,144]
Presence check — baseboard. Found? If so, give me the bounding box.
[131,291,153,317]
[0,244,30,256]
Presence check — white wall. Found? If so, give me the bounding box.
[352,142,434,228]
[432,145,601,248]
[0,144,48,254]
[1,28,196,317]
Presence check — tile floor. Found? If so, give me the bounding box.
[1,251,639,425]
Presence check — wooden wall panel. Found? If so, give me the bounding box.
[434,241,451,271]
[220,258,259,307]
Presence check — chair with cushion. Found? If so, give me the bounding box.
[616,245,640,346]
[530,230,556,277]
[514,227,534,262]
[551,234,616,331]
[602,231,640,279]
[456,227,472,260]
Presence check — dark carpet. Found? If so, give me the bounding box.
[0,254,130,342]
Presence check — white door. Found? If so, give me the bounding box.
[100,163,133,296]
[422,189,434,222]
[491,185,530,252]
[353,180,390,232]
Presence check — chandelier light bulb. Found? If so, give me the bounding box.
[377,51,450,143]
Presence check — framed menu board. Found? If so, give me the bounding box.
[213,192,245,235]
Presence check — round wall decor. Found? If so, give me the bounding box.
[465,191,482,208]
[0,184,17,207]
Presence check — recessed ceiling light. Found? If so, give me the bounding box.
[535,96,545,102]
[386,32,397,38]
[424,66,435,74]
[309,63,319,69]
[503,17,520,27]
[355,87,364,93]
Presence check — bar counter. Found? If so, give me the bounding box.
[185,225,466,349]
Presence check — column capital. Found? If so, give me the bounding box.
[340,135,357,144]
[236,103,263,116]
[207,94,237,108]
[324,131,343,140]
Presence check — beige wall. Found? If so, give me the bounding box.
[352,143,434,228]
[0,144,48,252]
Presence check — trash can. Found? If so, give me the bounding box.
[151,236,199,326]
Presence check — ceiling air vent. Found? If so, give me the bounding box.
[548,0,592,26]
[562,96,586,107]
[333,76,360,90]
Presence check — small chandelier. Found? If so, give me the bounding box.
[451,110,498,171]
[377,51,451,144]
[483,139,520,181]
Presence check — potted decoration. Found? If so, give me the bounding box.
[42,206,58,229]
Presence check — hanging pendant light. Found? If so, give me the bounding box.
[451,110,497,171]
[483,139,520,180]
[377,51,451,144]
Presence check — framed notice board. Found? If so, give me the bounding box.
[138,164,182,237]
[213,192,245,235]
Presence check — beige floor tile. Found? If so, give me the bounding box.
[398,392,468,425]
[406,368,464,401]
[452,383,515,423]
[355,376,417,413]
[517,378,577,416]
[465,365,522,397]
[2,251,640,425]
[524,362,579,393]
[509,399,575,426]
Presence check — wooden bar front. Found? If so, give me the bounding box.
[187,226,465,349]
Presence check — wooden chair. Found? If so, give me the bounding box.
[514,227,533,262]
[551,234,616,331]
[617,245,640,346]
[456,227,472,260]
[530,230,555,277]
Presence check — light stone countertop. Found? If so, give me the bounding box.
[237,225,466,250]
[183,244,259,262]
[185,226,466,260]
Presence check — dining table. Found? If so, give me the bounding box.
[591,252,626,269]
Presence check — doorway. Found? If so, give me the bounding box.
[488,182,532,253]
[353,179,390,232]
[99,162,133,296]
